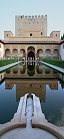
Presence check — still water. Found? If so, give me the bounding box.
[0,62,64,126]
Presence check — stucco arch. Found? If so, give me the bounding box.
[20,49,25,57]
[12,49,18,58]
[27,46,35,51]
[5,49,11,58]
[45,49,51,58]
[37,49,43,59]
[53,49,59,58]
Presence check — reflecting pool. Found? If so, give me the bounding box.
[0,62,64,126]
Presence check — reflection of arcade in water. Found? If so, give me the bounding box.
[4,62,60,79]
[0,62,64,102]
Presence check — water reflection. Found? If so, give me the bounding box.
[41,83,64,126]
[6,69,11,74]
[27,62,35,76]
[36,64,43,74]
[1,62,63,79]
[0,62,64,125]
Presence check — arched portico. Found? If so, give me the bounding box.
[4,43,60,61]
[27,46,35,61]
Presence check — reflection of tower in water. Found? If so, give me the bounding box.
[5,81,14,89]
[16,80,46,102]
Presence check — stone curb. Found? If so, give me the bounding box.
[0,94,27,137]
[0,61,22,72]
[32,122,64,139]
[0,122,26,136]
[0,93,64,139]
[32,93,64,139]
[40,61,64,74]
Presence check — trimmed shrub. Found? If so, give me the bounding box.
[0,58,18,67]
[43,58,64,68]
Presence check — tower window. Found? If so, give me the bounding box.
[30,33,32,36]
[41,32,43,35]
[56,34,57,37]
[7,34,8,37]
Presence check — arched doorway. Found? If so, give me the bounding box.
[28,51,35,59]
[27,46,35,61]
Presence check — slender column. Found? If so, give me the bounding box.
[18,45,20,61]
[10,49,12,58]
[25,47,27,62]
[35,47,37,61]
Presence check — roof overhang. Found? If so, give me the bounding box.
[60,40,64,45]
[0,39,5,44]
[4,40,60,45]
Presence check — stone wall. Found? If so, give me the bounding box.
[15,15,47,37]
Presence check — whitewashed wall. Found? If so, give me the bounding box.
[0,43,4,59]
[60,44,64,60]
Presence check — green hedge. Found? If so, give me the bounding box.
[43,59,64,68]
[0,58,18,67]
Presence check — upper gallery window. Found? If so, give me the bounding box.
[7,34,8,37]
[56,34,57,37]
[30,33,32,36]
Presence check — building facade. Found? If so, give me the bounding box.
[0,15,64,60]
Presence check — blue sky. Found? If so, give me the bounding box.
[0,0,64,38]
